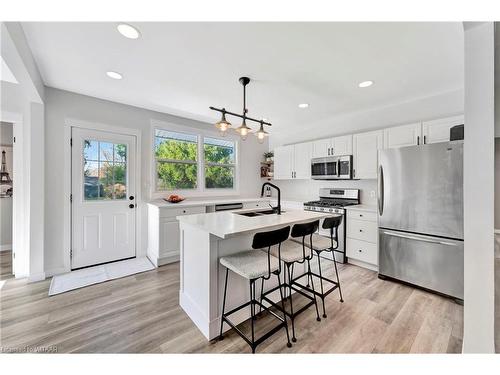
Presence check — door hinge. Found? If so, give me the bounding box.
[13,252,15,259]
[13,136,16,143]
[70,249,72,259]
[70,138,73,146]
[70,194,73,203]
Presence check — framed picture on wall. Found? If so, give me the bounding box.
[0,146,13,198]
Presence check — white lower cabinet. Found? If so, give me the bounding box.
[346,208,378,270]
[147,204,205,266]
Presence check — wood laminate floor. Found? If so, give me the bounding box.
[0,255,463,354]
[0,250,13,281]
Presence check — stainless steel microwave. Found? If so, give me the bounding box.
[311,155,353,180]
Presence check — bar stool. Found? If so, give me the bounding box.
[295,215,344,319]
[218,226,292,354]
[261,220,322,343]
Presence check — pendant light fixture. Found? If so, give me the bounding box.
[210,76,271,141]
[255,120,269,144]
[214,109,231,136]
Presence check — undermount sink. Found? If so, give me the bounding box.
[235,209,284,217]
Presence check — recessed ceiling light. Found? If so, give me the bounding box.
[117,23,141,39]
[298,103,309,109]
[358,80,374,88]
[106,71,123,80]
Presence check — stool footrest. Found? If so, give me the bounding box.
[260,284,316,320]
[292,272,340,298]
[220,298,287,350]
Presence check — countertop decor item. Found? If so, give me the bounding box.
[210,77,271,142]
[164,194,185,203]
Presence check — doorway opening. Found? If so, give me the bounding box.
[0,121,14,280]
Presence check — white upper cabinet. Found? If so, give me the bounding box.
[332,135,353,156]
[274,142,312,180]
[422,115,464,144]
[312,138,331,158]
[353,130,384,180]
[293,142,313,179]
[312,135,352,158]
[383,122,422,149]
[273,145,294,180]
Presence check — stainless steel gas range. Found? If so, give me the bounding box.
[303,188,360,263]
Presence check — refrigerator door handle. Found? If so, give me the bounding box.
[381,230,459,246]
[378,165,384,216]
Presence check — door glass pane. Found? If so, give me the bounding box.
[83,140,128,200]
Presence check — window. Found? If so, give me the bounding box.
[204,137,235,189]
[83,140,127,200]
[153,125,238,193]
[155,129,198,190]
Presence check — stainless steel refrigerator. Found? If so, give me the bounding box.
[377,141,464,300]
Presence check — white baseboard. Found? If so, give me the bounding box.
[28,272,46,283]
[147,252,180,267]
[45,267,70,277]
[0,244,12,251]
[348,258,378,272]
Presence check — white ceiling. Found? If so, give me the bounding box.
[21,22,464,137]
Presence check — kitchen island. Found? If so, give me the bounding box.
[177,208,331,340]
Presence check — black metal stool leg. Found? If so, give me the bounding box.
[316,252,327,318]
[259,278,264,314]
[286,263,297,342]
[277,272,292,348]
[249,279,256,353]
[332,251,344,303]
[307,259,321,322]
[219,268,229,340]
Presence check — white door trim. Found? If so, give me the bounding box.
[62,118,142,274]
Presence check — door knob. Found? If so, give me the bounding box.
[129,204,135,209]
[129,195,135,200]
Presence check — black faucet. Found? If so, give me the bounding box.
[261,182,281,215]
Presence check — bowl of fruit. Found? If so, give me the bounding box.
[164,194,185,204]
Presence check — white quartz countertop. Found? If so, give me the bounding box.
[148,197,269,208]
[345,204,378,212]
[177,209,331,239]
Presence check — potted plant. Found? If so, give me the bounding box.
[264,151,274,163]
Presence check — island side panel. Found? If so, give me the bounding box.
[179,223,212,339]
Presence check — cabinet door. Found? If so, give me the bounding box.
[311,138,331,158]
[353,130,383,179]
[159,218,180,257]
[383,123,422,149]
[293,142,312,179]
[422,115,464,144]
[273,145,294,180]
[332,135,353,156]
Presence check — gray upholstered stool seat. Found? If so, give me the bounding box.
[290,233,337,251]
[270,240,305,263]
[220,250,280,280]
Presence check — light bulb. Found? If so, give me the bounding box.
[240,127,248,140]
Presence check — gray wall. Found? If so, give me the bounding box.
[0,122,13,144]
[44,87,268,275]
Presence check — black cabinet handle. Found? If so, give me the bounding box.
[129,204,135,209]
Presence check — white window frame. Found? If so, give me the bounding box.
[150,120,240,198]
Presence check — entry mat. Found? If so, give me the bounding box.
[48,257,155,296]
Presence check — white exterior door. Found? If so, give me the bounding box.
[71,128,137,269]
